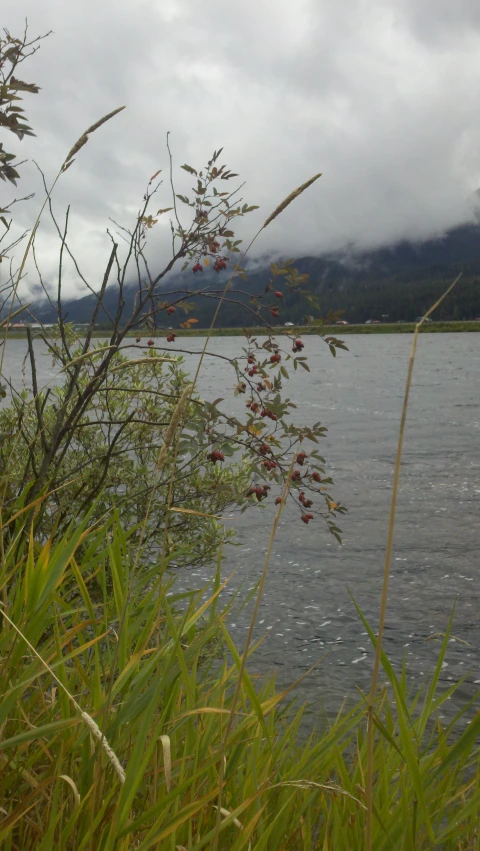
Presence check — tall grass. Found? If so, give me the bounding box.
[0,489,480,847]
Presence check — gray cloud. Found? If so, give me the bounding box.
[3,0,480,298]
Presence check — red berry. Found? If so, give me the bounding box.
[251,402,260,413]
[297,451,307,466]
[301,513,313,524]
[274,291,283,299]
[136,336,141,343]
[167,306,176,315]
[299,490,306,504]
[292,470,301,481]
[192,263,203,273]
[166,333,176,342]
[247,356,255,364]
[257,382,266,392]
[208,449,224,464]
[311,471,321,483]
[259,443,270,456]
[275,496,282,505]
[295,338,304,348]
[270,353,281,364]
[271,308,279,318]
[147,339,154,346]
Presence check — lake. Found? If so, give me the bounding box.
[2,333,479,718]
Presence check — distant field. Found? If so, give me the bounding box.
[4,320,480,339]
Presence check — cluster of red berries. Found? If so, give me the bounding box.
[261,408,278,421]
[270,307,279,318]
[247,365,260,377]
[297,450,307,466]
[247,484,271,501]
[299,490,313,509]
[301,513,314,524]
[257,381,266,392]
[166,333,176,343]
[258,443,271,456]
[246,400,260,413]
[208,449,224,464]
[192,262,203,273]
[310,470,321,483]
[263,459,276,471]
[270,352,281,364]
[214,258,228,273]
[292,469,302,481]
[292,338,304,353]
[209,240,220,253]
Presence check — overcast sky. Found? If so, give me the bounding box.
[4,0,480,298]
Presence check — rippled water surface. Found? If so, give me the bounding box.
[3,333,480,717]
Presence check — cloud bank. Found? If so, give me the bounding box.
[3,0,480,296]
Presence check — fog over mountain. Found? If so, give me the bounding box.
[3,0,480,300]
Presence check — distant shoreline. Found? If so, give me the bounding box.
[3,320,480,339]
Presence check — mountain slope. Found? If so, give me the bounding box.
[31,221,480,327]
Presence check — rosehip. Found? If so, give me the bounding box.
[303,498,313,508]
[275,496,282,505]
[311,471,321,483]
[257,382,266,392]
[147,339,154,346]
[259,443,270,456]
[292,470,301,481]
[167,306,176,315]
[295,338,304,349]
[263,459,276,471]
[274,291,283,299]
[271,308,279,318]
[270,353,281,364]
[247,356,255,364]
[297,451,307,466]
[136,336,141,343]
[251,402,260,413]
[166,333,176,342]
[192,263,203,273]
[301,513,313,524]
[208,449,224,464]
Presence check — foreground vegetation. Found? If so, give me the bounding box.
[1,509,480,850]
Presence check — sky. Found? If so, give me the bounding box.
[3,0,480,298]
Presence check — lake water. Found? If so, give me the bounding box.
[2,333,479,718]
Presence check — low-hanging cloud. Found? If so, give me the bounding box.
[3,0,480,298]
